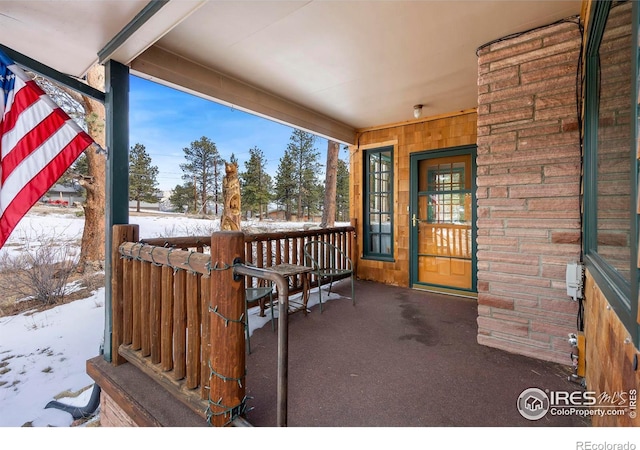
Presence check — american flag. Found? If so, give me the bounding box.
[0,49,94,249]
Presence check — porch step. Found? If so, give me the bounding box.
[86,355,207,427]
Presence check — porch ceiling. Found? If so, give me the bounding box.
[0,0,581,144]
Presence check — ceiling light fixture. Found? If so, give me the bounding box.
[413,104,423,119]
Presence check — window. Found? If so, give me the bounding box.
[584,0,639,341]
[364,147,393,260]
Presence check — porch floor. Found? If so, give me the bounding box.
[244,279,590,427]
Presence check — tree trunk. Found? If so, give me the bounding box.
[78,65,106,272]
[320,141,339,228]
[201,174,208,215]
[136,198,141,213]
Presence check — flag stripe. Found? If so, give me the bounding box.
[2,95,62,158]
[0,133,90,248]
[0,122,91,211]
[1,108,69,183]
[1,80,42,135]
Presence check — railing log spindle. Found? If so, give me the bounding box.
[173,269,187,380]
[111,224,138,366]
[141,260,151,357]
[186,272,201,389]
[161,265,174,372]
[150,263,162,364]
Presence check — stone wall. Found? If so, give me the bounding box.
[476,20,583,364]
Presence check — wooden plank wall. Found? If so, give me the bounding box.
[349,111,477,286]
[584,271,640,426]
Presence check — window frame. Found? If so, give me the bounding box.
[363,146,395,261]
[583,0,639,344]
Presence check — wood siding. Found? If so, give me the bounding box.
[349,111,477,287]
[584,271,640,427]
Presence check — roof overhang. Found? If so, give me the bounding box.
[0,0,583,145]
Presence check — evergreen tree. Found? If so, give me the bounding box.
[286,129,322,219]
[336,157,350,222]
[274,149,296,220]
[73,153,89,177]
[129,143,159,212]
[179,136,219,215]
[169,182,196,213]
[58,153,88,189]
[303,181,324,220]
[240,146,272,220]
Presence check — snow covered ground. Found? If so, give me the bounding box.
[0,208,340,427]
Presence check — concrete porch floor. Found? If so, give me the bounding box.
[244,279,590,427]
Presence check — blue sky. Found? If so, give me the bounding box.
[129,75,333,192]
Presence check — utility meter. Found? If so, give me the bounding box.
[566,262,584,301]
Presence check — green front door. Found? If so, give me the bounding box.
[410,146,477,296]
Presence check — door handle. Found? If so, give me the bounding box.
[412,214,419,227]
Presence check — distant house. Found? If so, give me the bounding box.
[128,200,160,212]
[43,184,83,206]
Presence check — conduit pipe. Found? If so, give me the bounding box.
[45,345,103,421]
[45,383,101,420]
[233,264,289,427]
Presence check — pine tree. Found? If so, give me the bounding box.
[73,153,89,177]
[274,149,296,220]
[336,157,350,222]
[179,136,219,215]
[129,143,159,212]
[285,129,322,219]
[169,182,196,213]
[240,147,272,220]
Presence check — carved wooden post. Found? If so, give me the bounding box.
[111,224,139,366]
[221,162,242,231]
[208,232,245,426]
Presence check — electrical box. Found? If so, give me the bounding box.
[566,262,584,301]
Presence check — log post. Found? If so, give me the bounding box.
[208,232,245,426]
[111,224,139,366]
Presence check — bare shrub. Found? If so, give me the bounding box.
[158,220,219,238]
[0,236,79,305]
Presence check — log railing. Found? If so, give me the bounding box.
[141,224,357,294]
[111,223,357,427]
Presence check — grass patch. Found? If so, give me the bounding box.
[54,384,92,400]
[0,361,10,375]
[0,270,105,319]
